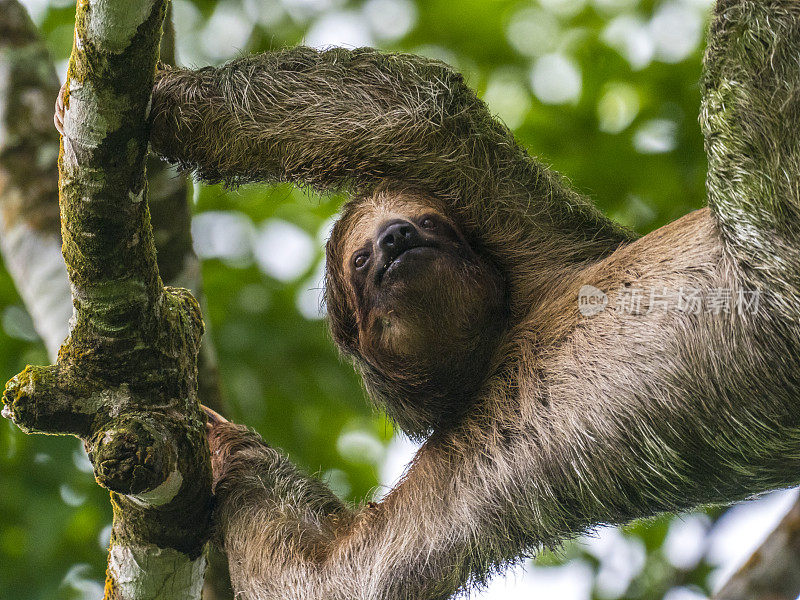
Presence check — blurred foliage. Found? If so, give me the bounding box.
[0,0,753,599]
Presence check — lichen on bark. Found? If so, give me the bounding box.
[1,0,213,598]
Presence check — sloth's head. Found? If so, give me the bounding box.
[325,188,507,437]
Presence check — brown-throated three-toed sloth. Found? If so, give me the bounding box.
[80,1,800,598]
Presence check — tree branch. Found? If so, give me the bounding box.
[1,1,213,598]
[0,0,70,357]
[714,495,800,600]
[0,5,232,596]
[0,1,224,388]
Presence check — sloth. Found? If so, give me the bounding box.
[325,189,509,435]
[56,1,800,598]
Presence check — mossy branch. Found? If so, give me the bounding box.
[1,1,213,598]
[2,364,95,436]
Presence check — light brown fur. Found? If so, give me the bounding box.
[141,2,800,598]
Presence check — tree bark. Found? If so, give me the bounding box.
[0,1,213,598]
[0,1,221,384]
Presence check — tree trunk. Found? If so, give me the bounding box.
[0,1,213,598]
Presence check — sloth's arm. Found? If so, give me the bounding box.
[149,47,632,267]
[701,0,800,318]
[206,421,532,600]
[206,338,800,600]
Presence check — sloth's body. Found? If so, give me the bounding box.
[205,202,794,600]
[144,1,800,598]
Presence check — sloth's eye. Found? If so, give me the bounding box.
[353,253,369,269]
[421,217,436,229]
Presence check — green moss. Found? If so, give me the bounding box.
[4,0,213,592]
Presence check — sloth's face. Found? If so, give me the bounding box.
[328,192,506,397]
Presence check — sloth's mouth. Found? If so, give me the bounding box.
[378,245,438,283]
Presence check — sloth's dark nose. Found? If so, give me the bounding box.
[377,220,417,260]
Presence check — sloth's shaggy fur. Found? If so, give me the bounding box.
[149,2,800,599]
